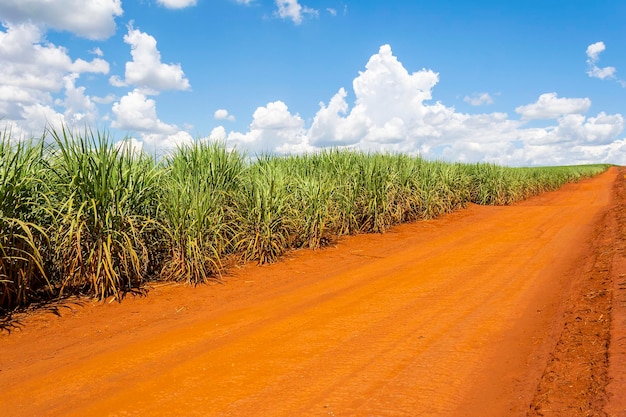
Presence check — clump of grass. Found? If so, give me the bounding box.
[160,141,244,283]
[322,150,362,236]
[0,134,50,312]
[280,154,336,249]
[46,128,161,301]
[233,157,295,264]
[353,154,398,233]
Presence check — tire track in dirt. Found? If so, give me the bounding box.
[0,168,619,417]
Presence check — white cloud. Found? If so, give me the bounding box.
[464,92,494,106]
[0,20,189,151]
[111,90,192,151]
[116,24,191,93]
[586,41,617,80]
[222,44,626,166]
[515,93,591,120]
[586,41,606,62]
[112,90,177,133]
[308,44,443,148]
[0,0,122,40]
[157,0,197,8]
[227,101,312,154]
[0,102,66,139]
[580,138,626,165]
[209,126,227,141]
[0,23,108,92]
[589,66,617,80]
[274,0,318,24]
[109,75,127,87]
[0,23,109,135]
[92,94,116,105]
[561,112,623,145]
[234,0,254,4]
[251,101,304,130]
[327,8,337,16]
[586,41,605,62]
[90,47,104,57]
[142,130,193,151]
[523,112,623,147]
[308,87,367,147]
[58,73,99,125]
[214,109,235,121]
[70,57,109,74]
[114,137,144,156]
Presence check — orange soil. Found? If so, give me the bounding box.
[1,168,625,417]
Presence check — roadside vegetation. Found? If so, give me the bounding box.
[0,129,610,313]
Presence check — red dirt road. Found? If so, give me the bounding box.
[1,168,625,417]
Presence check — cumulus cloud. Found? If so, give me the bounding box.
[586,42,605,62]
[220,44,626,166]
[227,101,313,154]
[113,24,191,93]
[225,45,522,158]
[582,138,626,164]
[0,23,108,92]
[586,41,617,80]
[0,18,192,150]
[464,92,494,106]
[523,112,623,147]
[560,112,623,145]
[209,126,228,141]
[308,44,443,149]
[274,0,318,24]
[71,57,109,74]
[157,0,197,8]
[16,103,67,133]
[114,137,144,156]
[57,73,99,125]
[515,93,591,120]
[109,75,127,87]
[142,130,193,151]
[111,89,192,151]
[0,23,109,135]
[112,90,177,133]
[0,0,122,40]
[214,109,235,121]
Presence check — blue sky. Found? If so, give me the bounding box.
[1,0,625,165]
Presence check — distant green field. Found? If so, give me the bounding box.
[0,129,610,312]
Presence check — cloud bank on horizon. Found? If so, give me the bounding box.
[0,0,625,166]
